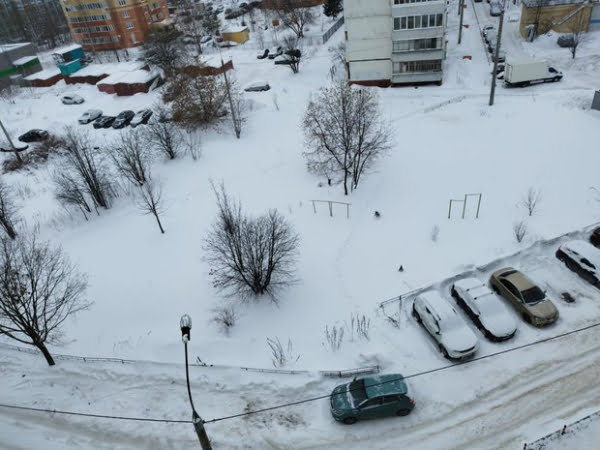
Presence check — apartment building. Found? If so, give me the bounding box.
[345,0,447,86]
[60,0,169,51]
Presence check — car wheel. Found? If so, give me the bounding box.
[522,313,531,324]
[439,344,449,359]
[412,306,422,323]
[491,284,499,294]
[343,417,357,425]
[396,409,411,417]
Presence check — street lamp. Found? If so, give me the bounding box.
[180,314,213,450]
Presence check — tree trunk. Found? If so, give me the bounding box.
[35,341,56,366]
[154,212,165,234]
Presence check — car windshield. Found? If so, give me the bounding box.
[521,286,545,304]
[349,379,367,406]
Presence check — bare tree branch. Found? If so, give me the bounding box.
[111,130,152,187]
[136,178,166,234]
[0,179,19,239]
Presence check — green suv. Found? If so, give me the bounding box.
[330,374,415,424]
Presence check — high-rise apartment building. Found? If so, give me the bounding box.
[60,0,169,50]
[345,0,447,86]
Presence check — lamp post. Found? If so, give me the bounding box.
[180,314,213,450]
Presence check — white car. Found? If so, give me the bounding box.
[412,291,479,361]
[556,240,600,288]
[244,81,270,92]
[62,94,84,105]
[78,109,103,124]
[451,278,517,341]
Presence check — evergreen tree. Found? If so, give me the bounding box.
[323,0,343,19]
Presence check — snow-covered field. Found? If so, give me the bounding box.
[1,0,600,448]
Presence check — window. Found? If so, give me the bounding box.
[393,60,442,74]
[393,38,442,52]
[123,10,130,18]
[394,14,444,30]
[581,258,596,269]
[119,0,126,5]
[125,21,134,29]
[361,398,381,408]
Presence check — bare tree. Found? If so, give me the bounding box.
[226,77,246,138]
[565,8,589,59]
[136,178,166,234]
[0,233,90,366]
[279,34,302,74]
[183,131,202,161]
[142,27,184,76]
[171,73,228,130]
[0,179,19,239]
[111,131,152,186]
[203,183,300,302]
[61,129,115,209]
[146,118,184,160]
[513,220,528,243]
[521,187,542,217]
[53,171,92,220]
[266,0,314,39]
[211,305,237,336]
[303,82,391,195]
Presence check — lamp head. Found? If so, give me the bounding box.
[180,314,192,342]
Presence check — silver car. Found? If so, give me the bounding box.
[62,94,84,105]
[78,109,102,124]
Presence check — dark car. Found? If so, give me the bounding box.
[93,115,116,129]
[330,374,415,424]
[18,129,49,143]
[590,227,600,248]
[268,46,283,59]
[112,110,135,129]
[557,34,575,48]
[556,240,600,288]
[257,49,269,59]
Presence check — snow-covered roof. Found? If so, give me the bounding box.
[0,43,30,53]
[24,68,61,81]
[74,61,146,77]
[221,25,248,34]
[522,0,584,6]
[11,55,39,66]
[53,43,83,55]
[98,68,161,85]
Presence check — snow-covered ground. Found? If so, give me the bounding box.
[1,0,600,447]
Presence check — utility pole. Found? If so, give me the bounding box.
[489,0,506,106]
[458,0,465,44]
[218,48,241,139]
[0,118,23,163]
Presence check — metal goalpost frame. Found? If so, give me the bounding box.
[311,200,351,219]
[448,193,482,219]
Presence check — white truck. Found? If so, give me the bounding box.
[503,59,563,87]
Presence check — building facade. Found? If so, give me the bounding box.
[345,0,447,86]
[519,0,594,37]
[60,0,169,51]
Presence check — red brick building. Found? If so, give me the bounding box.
[60,0,169,51]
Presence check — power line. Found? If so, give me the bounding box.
[2,320,600,426]
[0,403,191,424]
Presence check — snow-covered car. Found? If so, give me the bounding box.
[256,48,269,59]
[556,240,600,288]
[451,278,517,341]
[590,227,600,248]
[130,109,153,127]
[330,374,415,425]
[482,25,495,43]
[490,268,559,327]
[93,115,116,129]
[78,109,103,124]
[412,291,479,361]
[485,30,497,46]
[490,1,503,16]
[61,94,84,105]
[244,81,270,92]
[18,129,49,143]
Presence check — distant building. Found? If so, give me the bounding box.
[519,0,596,38]
[0,0,70,48]
[345,0,447,87]
[0,42,42,89]
[60,0,170,51]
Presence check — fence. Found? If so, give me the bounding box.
[524,408,600,450]
[322,16,345,44]
[0,341,379,378]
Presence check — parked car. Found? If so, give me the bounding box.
[112,110,135,129]
[490,268,559,327]
[412,291,479,360]
[482,25,495,42]
[130,109,153,127]
[590,227,600,248]
[451,278,517,341]
[330,374,415,424]
[78,109,103,124]
[268,46,283,59]
[485,30,497,46]
[257,48,269,59]
[556,240,600,288]
[244,81,270,92]
[274,54,293,65]
[61,94,84,105]
[18,129,49,143]
[491,50,506,63]
[490,1,503,16]
[557,34,575,48]
[93,115,116,129]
